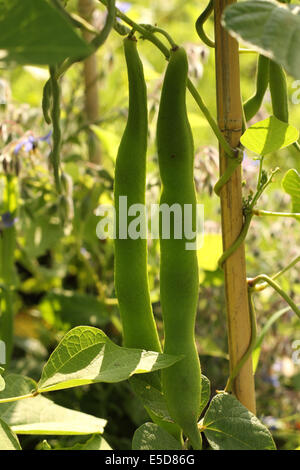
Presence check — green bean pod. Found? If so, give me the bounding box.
[269,60,289,123]
[244,55,269,122]
[157,47,202,449]
[114,36,161,354]
[269,60,300,152]
[49,66,62,194]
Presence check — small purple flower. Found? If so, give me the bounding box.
[261,372,280,388]
[0,212,17,230]
[262,416,280,431]
[39,130,52,145]
[13,131,52,155]
[116,1,131,14]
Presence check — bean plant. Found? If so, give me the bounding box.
[0,0,299,452]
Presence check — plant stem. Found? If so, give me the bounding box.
[218,212,253,268]
[249,274,300,319]
[250,167,281,209]
[0,391,38,404]
[253,209,300,218]
[225,291,257,392]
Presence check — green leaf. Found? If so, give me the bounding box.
[203,393,276,450]
[253,305,291,373]
[129,376,173,423]
[38,327,181,393]
[39,290,111,330]
[0,374,37,402]
[132,423,182,450]
[241,116,299,156]
[0,0,91,65]
[57,434,112,450]
[282,169,300,220]
[0,417,21,450]
[0,375,106,436]
[199,375,211,416]
[223,0,300,78]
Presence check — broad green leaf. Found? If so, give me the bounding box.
[129,376,173,423]
[0,0,91,65]
[132,423,182,450]
[282,169,300,220]
[3,396,106,436]
[0,374,37,402]
[223,0,300,78]
[253,306,291,373]
[38,327,181,393]
[131,374,211,423]
[241,116,299,156]
[199,375,211,416]
[0,417,21,450]
[203,393,276,450]
[0,375,106,436]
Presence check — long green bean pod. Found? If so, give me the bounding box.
[269,60,289,123]
[244,55,270,122]
[114,36,161,354]
[49,66,62,194]
[157,47,202,450]
[269,60,300,152]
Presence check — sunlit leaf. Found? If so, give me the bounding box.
[282,169,300,220]
[241,116,299,156]
[0,375,106,436]
[38,327,181,393]
[0,417,21,450]
[197,233,223,271]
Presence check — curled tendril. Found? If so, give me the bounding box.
[195,0,215,48]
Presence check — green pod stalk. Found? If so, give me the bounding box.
[244,55,269,122]
[114,36,161,354]
[269,60,289,123]
[157,47,202,450]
